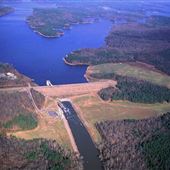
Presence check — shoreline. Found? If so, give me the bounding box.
[26,21,62,39]
[0,7,15,17]
[84,65,96,82]
[27,17,97,39]
[63,57,89,66]
[27,21,64,38]
[63,57,99,82]
[35,30,64,38]
[0,62,37,88]
[63,57,91,82]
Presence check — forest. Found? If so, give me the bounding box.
[96,73,170,103]
[96,112,170,170]
[65,48,135,65]
[0,135,82,170]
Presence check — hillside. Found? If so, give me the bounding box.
[0,136,82,170]
[0,63,36,88]
[0,88,45,132]
[0,89,45,131]
[96,112,170,170]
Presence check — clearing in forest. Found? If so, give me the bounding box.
[72,94,170,143]
[86,62,170,88]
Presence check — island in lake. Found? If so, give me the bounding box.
[27,6,96,37]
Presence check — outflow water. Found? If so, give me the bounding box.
[61,101,103,170]
[0,1,112,85]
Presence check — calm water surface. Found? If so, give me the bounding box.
[0,1,112,85]
[1,1,169,85]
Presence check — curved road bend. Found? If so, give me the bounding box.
[61,101,103,170]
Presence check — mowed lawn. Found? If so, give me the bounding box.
[72,94,170,143]
[87,62,170,88]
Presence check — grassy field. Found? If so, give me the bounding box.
[87,62,170,88]
[12,118,71,149]
[72,94,170,143]
[10,98,72,149]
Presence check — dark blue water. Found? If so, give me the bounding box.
[1,1,170,85]
[0,2,112,85]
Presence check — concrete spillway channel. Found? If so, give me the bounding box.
[60,101,103,170]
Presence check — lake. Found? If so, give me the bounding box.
[0,1,112,85]
[0,1,170,85]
